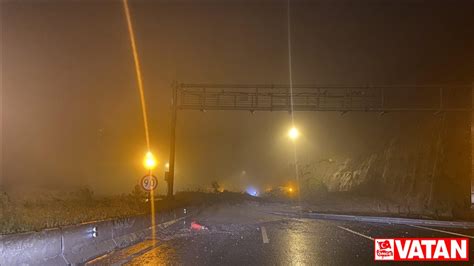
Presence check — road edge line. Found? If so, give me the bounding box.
[337,226,374,241]
[261,226,269,244]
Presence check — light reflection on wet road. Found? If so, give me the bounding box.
[87,203,474,265]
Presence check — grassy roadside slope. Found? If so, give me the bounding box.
[0,190,252,235]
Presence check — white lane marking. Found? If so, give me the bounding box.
[261,226,269,244]
[408,224,474,239]
[157,215,190,229]
[337,226,374,241]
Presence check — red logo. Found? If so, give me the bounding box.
[378,240,391,249]
[374,238,469,261]
[376,240,394,260]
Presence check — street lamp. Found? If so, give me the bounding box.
[288,127,299,141]
[143,151,157,170]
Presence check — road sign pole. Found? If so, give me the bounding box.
[167,82,178,199]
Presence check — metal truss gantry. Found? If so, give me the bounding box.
[177,84,472,112]
[166,83,473,197]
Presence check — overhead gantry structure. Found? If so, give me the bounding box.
[165,83,473,197]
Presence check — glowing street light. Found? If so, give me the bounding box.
[288,127,299,141]
[143,151,157,170]
[165,162,170,171]
[288,187,294,193]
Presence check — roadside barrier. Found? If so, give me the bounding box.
[0,208,191,265]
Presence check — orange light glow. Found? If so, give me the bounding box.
[123,0,150,151]
[143,151,157,170]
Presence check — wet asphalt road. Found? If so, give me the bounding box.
[88,203,474,265]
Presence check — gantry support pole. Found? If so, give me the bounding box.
[167,82,178,198]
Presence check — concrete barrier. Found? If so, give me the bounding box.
[0,228,66,265]
[112,215,151,249]
[62,220,116,264]
[0,207,193,265]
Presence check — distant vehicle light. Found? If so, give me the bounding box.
[246,187,259,197]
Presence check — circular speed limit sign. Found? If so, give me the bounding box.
[140,174,158,191]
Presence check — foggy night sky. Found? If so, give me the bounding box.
[1,0,473,195]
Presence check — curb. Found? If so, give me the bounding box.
[270,211,474,229]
